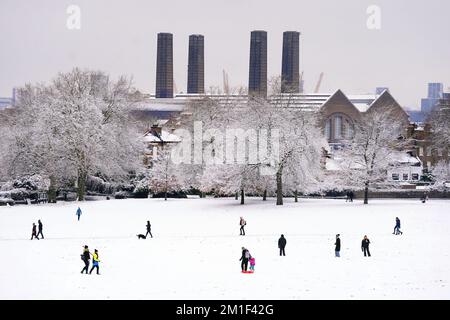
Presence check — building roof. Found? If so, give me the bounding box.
[134,91,387,114]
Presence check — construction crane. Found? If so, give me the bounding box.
[299,71,304,93]
[223,69,230,95]
[314,72,324,93]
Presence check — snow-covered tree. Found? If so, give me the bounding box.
[149,147,187,200]
[0,68,144,200]
[428,100,450,156]
[431,161,450,190]
[332,107,408,204]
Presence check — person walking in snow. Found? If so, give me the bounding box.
[361,235,371,257]
[349,191,354,202]
[239,217,246,236]
[89,249,100,275]
[30,223,39,240]
[36,220,44,239]
[278,234,287,256]
[240,247,251,272]
[145,221,153,238]
[393,217,403,235]
[249,257,256,272]
[345,191,350,202]
[80,245,90,274]
[335,234,341,257]
[76,207,82,221]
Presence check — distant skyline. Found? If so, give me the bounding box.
[1,0,449,110]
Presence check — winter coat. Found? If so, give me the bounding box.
[32,225,37,234]
[81,249,90,262]
[396,219,401,228]
[38,222,43,231]
[146,222,151,231]
[278,236,287,248]
[92,252,100,262]
[240,249,250,261]
[76,208,82,216]
[361,239,370,249]
[335,238,341,251]
[240,219,246,226]
[249,258,255,266]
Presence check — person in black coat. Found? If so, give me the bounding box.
[36,220,44,239]
[145,221,153,238]
[335,234,341,257]
[349,191,354,202]
[393,217,402,235]
[30,223,39,240]
[80,245,91,274]
[361,235,371,257]
[239,247,251,272]
[278,234,287,256]
[239,217,246,236]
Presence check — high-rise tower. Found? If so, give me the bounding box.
[281,31,300,93]
[248,30,267,97]
[187,34,205,94]
[156,33,173,98]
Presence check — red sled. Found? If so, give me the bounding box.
[242,270,254,273]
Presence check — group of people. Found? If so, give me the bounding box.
[334,234,372,257]
[29,208,404,275]
[30,220,44,240]
[80,245,101,275]
[345,191,355,202]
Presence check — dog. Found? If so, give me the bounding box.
[137,234,146,239]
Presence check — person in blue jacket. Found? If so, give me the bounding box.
[76,207,82,221]
[393,217,402,235]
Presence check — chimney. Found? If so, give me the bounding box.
[156,33,174,98]
[281,31,300,93]
[187,34,205,94]
[248,30,267,98]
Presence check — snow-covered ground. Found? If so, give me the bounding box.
[0,197,449,300]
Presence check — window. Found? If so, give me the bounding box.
[403,173,409,180]
[325,118,331,141]
[392,173,399,181]
[334,115,342,139]
[345,119,354,139]
[412,173,419,180]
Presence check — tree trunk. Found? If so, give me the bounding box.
[294,190,298,203]
[240,189,245,205]
[77,169,87,201]
[164,190,167,201]
[364,181,369,204]
[48,175,57,203]
[263,189,267,201]
[201,192,205,198]
[276,169,283,205]
[235,192,238,200]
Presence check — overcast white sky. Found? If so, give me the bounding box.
[1,0,449,109]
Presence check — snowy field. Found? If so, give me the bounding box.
[0,197,449,300]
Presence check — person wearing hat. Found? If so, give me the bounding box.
[335,234,341,257]
[80,245,90,274]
